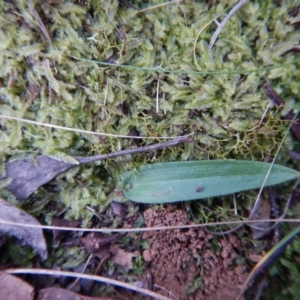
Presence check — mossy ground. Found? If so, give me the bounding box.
[1,0,300,299]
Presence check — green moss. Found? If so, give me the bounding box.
[0,1,299,217]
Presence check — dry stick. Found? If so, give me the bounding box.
[75,137,192,165]
[209,0,248,49]
[5,269,172,300]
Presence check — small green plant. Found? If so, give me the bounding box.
[186,276,203,295]
[132,256,145,275]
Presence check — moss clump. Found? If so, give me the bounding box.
[0,0,299,218]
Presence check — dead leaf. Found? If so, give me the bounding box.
[51,217,81,241]
[36,287,120,300]
[0,198,48,260]
[248,253,264,263]
[0,271,34,300]
[82,233,120,253]
[249,197,272,239]
[4,155,75,201]
[110,201,127,217]
[108,244,139,270]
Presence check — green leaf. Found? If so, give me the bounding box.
[123,160,300,203]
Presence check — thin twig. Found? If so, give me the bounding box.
[209,0,248,49]
[75,137,192,164]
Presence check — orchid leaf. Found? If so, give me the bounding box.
[123,160,300,203]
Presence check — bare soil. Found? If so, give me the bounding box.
[142,205,249,300]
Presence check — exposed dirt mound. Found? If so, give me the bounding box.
[142,206,249,300]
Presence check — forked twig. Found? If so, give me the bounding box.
[76,137,192,164]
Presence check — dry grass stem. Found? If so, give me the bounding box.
[138,0,182,13]
[0,115,194,140]
[0,218,299,233]
[5,268,173,300]
[209,0,248,49]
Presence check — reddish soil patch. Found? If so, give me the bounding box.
[142,206,249,300]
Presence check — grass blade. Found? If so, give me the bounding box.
[237,225,300,299]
